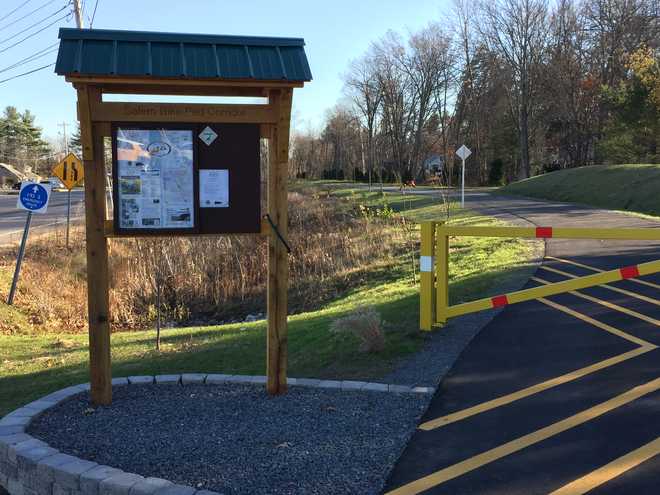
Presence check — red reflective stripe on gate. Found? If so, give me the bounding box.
[536,227,553,238]
[491,295,509,308]
[620,265,640,279]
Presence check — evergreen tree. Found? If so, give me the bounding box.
[70,123,82,156]
[0,106,52,174]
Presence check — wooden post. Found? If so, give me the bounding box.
[267,88,292,395]
[78,85,112,405]
[435,223,449,326]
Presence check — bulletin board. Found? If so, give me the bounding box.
[111,123,261,236]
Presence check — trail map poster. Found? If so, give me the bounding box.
[116,128,195,230]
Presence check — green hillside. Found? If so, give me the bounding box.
[501,164,660,217]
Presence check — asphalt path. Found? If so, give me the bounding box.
[0,189,85,244]
[384,191,660,494]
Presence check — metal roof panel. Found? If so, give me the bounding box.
[80,39,114,74]
[116,41,149,76]
[248,46,286,80]
[55,28,312,82]
[183,44,218,78]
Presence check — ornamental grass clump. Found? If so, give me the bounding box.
[330,306,385,353]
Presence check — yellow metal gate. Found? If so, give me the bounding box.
[420,223,660,330]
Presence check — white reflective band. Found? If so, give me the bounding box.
[420,255,434,272]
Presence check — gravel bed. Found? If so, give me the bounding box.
[28,383,427,495]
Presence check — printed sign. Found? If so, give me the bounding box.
[199,126,218,146]
[17,182,51,214]
[456,145,472,160]
[115,128,195,230]
[199,169,229,208]
[52,153,84,190]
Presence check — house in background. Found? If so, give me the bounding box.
[0,163,23,188]
[423,154,444,174]
[0,163,40,188]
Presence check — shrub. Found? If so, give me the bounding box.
[330,306,385,353]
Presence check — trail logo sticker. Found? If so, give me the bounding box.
[147,142,171,156]
[199,126,218,146]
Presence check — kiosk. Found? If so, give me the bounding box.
[55,28,312,404]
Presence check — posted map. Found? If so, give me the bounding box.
[116,128,194,230]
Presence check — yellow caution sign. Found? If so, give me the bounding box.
[52,153,84,190]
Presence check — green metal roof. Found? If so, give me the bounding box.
[55,28,312,82]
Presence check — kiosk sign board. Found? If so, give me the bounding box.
[112,124,261,235]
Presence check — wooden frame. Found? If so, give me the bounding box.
[72,79,296,404]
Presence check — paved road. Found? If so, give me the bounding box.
[384,192,660,494]
[0,190,85,243]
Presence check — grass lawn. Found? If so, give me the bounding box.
[0,186,538,415]
[500,164,660,217]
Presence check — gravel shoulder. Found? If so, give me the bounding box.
[28,383,428,495]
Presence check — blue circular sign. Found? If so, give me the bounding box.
[19,183,49,211]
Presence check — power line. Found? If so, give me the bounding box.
[0,0,57,32]
[0,14,68,54]
[0,1,33,23]
[0,42,58,73]
[0,62,55,84]
[0,4,69,45]
[90,0,99,28]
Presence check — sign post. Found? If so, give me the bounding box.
[8,183,51,305]
[52,153,84,249]
[456,145,472,208]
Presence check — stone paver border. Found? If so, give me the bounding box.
[0,374,434,495]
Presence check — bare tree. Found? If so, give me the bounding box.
[479,0,549,179]
[344,51,383,190]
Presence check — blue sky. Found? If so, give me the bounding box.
[1,0,447,145]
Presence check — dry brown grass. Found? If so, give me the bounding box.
[0,189,410,334]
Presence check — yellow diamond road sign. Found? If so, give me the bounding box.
[53,153,84,190]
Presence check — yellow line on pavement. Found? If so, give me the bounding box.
[549,436,660,495]
[419,298,657,431]
[537,298,653,347]
[385,378,660,495]
[418,346,652,431]
[546,256,660,291]
[420,296,655,431]
[532,276,660,327]
[539,265,660,307]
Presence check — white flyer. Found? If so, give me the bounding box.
[199,169,229,208]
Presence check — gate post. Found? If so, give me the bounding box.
[419,221,436,330]
[436,222,449,325]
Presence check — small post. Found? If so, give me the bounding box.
[7,212,33,305]
[435,223,449,325]
[419,221,436,330]
[156,280,162,351]
[66,189,71,249]
[461,157,465,208]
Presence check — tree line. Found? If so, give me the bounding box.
[290,0,659,186]
[0,106,53,176]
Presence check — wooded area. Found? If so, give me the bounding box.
[0,106,52,175]
[290,0,659,186]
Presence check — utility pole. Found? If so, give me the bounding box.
[73,0,84,28]
[58,122,72,248]
[59,122,69,154]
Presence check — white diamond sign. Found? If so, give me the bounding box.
[456,145,472,160]
[199,126,218,146]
